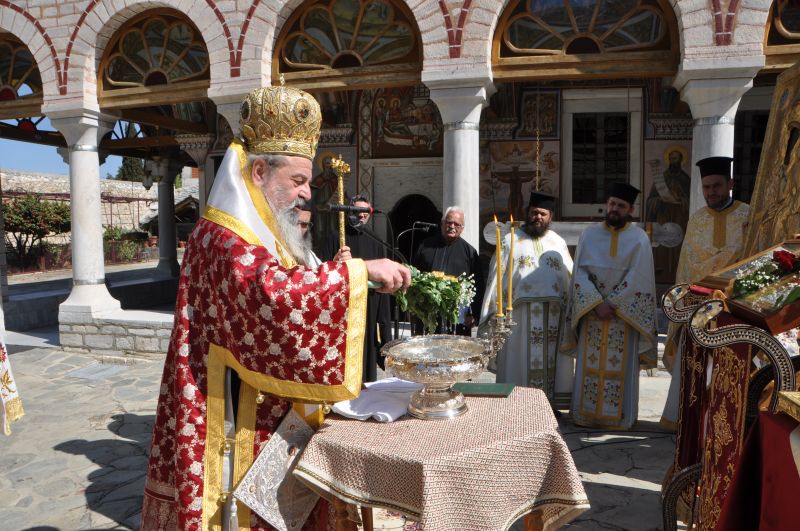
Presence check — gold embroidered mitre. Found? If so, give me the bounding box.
[239,85,322,160]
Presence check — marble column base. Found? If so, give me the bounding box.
[59,284,121,324]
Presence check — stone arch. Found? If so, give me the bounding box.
[0,2,61,98]
[730,1,772,48]
[404,0,451,65]
[58,0,230,105]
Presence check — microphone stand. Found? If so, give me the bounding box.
[351,220,408,342]
[352,222,408,264]
[395,225,434,338]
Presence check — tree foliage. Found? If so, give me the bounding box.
[3,195,71,267]
[114,156,146,182]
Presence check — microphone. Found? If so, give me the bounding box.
[413,221,438,229]
[328,204,383,215]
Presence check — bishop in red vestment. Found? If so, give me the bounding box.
[141,85,410,530]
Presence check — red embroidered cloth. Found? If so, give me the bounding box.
[671,312,753,530]
[716,411,800,531]
[141,219,364,530]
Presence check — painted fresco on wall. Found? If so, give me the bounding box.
[643,141,692,228]
[372,87,443,158]
[482,141,560,221]
[642,139,692,283]
[517,89,559,139]
[645,77,690,115]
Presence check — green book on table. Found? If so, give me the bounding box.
[452,382,515,397]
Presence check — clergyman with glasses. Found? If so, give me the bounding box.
[412,206,485,336]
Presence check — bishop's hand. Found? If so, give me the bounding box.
[365,259,411,294]
[334,246,352,261]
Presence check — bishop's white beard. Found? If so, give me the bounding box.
[268,196,312,265]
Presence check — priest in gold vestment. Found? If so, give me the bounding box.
[141,85,410,530]
[660,156,750,428]
[561,183,657,429]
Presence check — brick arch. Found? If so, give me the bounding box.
[726,0,772,47]
[0,2,62,99]
[394,0,450,65]
[59,0,232,104]
[262,0,446,80]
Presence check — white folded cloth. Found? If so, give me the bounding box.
[332,378,424,422]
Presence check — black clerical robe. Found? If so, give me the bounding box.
[322,225,393,382]
[412,234,485,335]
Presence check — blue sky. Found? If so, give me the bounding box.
[0,116,123,178]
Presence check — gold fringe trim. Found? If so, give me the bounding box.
[710,208,727,248]
[208,342,362,404]
[233,382,256,529]
[602,222,629,258]
[203,206,262,246]
[707,201,743,249]
[203,352,226,530]
[293,403,325,429]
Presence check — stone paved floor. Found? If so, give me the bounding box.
[0,345,673,530]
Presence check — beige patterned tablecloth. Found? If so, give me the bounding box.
[294,388,589,531]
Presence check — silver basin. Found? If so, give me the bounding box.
[382,334,492,420]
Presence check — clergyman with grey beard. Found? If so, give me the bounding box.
[141,85,411,529]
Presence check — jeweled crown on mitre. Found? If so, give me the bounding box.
[239,83,322,160]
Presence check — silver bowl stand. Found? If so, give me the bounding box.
[382,315,515,420]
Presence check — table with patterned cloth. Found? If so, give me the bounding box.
[293,387,589,531]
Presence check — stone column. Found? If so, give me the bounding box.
[425,75,494,250]
[674,65,761,213]
[0,176,8,304]
[151,159,180,277]
[176,133,214,214]
[49,110,121,322]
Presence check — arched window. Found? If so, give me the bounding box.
[275,0,422,90]
[493,0,678,80]
[765,0,800,72]
[0,35,44,122]
[99,11,209,108]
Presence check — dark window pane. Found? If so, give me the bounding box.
[572,112,629,204]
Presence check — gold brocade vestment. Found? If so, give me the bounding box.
[674,201,750,288]
[660,200,749,429]
[141,142,368,530]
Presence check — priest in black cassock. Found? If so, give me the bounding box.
[321,195,393,381]
[412,206,485,336]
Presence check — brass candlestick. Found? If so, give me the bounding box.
[487,313,515,360]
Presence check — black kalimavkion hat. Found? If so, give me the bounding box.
[528,191,556,211]
[607,182,640,205]
[696,156,733,179]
